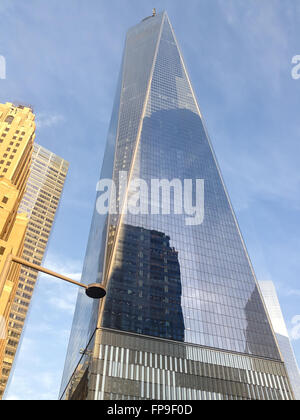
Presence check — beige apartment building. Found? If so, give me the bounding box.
[0,141,69,398]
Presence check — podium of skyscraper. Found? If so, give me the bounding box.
[60,11,294,400]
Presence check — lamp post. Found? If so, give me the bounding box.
[0,254,106,398]
[0,254,106,300]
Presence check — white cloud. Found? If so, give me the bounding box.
[35,254,82,316]
[35,113,65,129]
[5,368,60,400]
[290,315,300,340]
[42,254,82,278]
[287,290,300,297]
[48,295,77,315]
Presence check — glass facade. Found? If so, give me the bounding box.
[60,12,294,400]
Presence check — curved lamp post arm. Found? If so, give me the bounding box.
[0,254,106,300]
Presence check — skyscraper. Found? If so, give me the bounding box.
[0,143,69,398]
[259,281,300,400]
[0,103,34,387]
[60,11,294,400]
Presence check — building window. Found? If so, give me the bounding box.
[0,246,5,255]
[5,116,14,124]
[2,196,8,204]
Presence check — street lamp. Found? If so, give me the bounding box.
[0,254,106,300]
[0,254,106,397]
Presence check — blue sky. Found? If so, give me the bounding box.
[0,0,300,399]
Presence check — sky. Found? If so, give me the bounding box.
[0,0,300,400]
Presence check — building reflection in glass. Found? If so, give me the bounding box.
[244,287,284,360]
[102,224,185,342]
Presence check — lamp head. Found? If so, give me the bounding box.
[86,283,106,299]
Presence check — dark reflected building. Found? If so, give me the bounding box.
[103,224,184,342]
[60,11,294,400]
